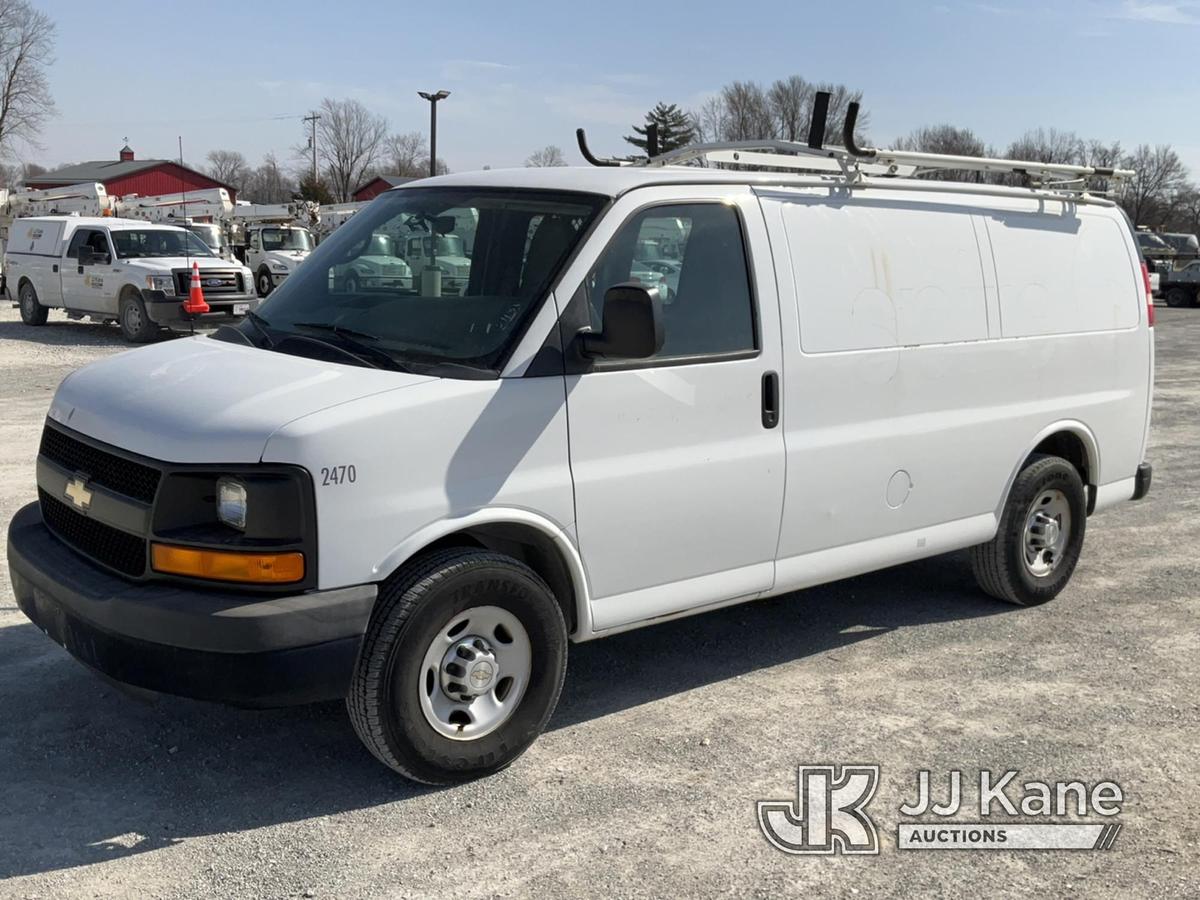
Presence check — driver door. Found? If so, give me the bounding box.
[559,186,787,633]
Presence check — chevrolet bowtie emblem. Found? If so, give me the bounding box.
[65,477,93,511]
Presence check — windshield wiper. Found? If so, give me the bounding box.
[289,322,407,372]
[244,310,275,348]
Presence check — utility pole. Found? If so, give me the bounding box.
[302,112,320,188]
[417,90,450,178]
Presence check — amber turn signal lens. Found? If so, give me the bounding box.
[151,543,305,584]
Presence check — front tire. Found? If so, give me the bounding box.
[18,282,48,326]
[256,268,274,298]
[118,291,157,343]
[347,548,568,784]
[971,454,1087,606]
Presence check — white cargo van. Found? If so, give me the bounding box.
[4,216,257,342]
[8,130,1154,783]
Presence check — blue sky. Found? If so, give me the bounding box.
[28,0,1200,178]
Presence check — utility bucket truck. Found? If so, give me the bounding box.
[230,202,318,297]
[116,188,236,260]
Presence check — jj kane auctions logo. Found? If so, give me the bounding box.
[758,765,1124,854]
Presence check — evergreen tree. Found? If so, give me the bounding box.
[624,103,697,156]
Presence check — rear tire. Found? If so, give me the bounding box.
[1165,286,1192,308]
[347,548,568,784]
[971,454,1087,606]
[18,282,48,326]
[118,291,157,343]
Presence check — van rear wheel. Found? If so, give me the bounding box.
[18,282,48,326]
[971,454,1087,606]
[347,548,568,784]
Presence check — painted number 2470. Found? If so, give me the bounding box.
[321,465,357,486]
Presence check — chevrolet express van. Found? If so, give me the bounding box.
[8,161,1154,783]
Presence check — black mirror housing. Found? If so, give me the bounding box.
[578,282,664,360]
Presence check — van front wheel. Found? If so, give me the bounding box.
[18,282,48,326]
[347,548,568,784]
[971,454,1087,606]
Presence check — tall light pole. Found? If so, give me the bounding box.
[418,90,450,178]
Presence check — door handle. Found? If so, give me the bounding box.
[761,371,779,429]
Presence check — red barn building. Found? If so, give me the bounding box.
[353,174,418,202]
[24,144,237,203]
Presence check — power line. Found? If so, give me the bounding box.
[55,113,306,128]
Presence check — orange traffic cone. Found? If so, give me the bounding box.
[182,260,209,315]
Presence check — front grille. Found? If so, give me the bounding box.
[39,425,161,504]
[39,488,146,577]
[174,269,244,295]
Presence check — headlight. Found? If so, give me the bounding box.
[269,260,289,272]
[216,477,247,530]
[146,274,176,295]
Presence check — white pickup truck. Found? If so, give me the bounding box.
[4,216,258,342]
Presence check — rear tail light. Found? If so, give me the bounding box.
[1141,261,1155,327]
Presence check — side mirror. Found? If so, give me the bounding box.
[578,282,664,360]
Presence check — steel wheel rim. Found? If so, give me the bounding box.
[20,287,34,316]
[416,605,532,741]
[259,273,271,294]
[124,302,142,332]
[1023,488,1071,577]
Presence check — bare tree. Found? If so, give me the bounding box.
[205,149,248,192]
[766,76,813,143]
[1006,128,1085,165]
[383,131,429,177]
[693,76,867,147]
[1120,144,1190,227]
[719,81,773,141]
[242,153,296,204]
[310,98,389,202]
[895,124,990,182]
[0,0,54,157]
[525,145,566,167]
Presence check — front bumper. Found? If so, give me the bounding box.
[8,502,375,707]
[141,289,261,327]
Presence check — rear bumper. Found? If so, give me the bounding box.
[142,289,260,327]
[1132,462,1153,501]
[8,501,375,707]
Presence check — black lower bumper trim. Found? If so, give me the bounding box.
[17,584,360,707]
[1133,462,1152,501]
[8,502,371,708]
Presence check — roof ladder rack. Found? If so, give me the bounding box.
[610,92,1136,196]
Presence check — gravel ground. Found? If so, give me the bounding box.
[0,304,1196,899]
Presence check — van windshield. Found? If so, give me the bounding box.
[246,187,607,375]
[111,229,215,258]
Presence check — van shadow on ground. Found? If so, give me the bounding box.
[0,550,1006,880]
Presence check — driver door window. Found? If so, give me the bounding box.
[582,202,757,362]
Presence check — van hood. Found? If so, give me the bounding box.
[49,337,435,463]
